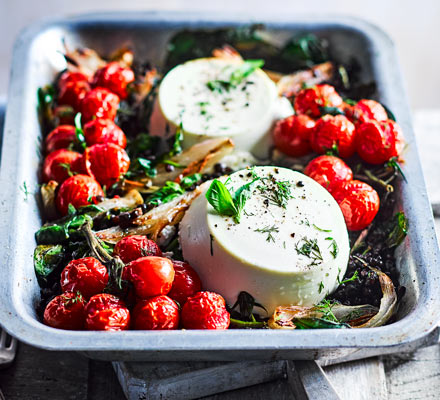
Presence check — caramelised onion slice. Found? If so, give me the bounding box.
[268,266,397,329]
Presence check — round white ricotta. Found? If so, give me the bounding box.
[179,166,349,315]
[149,58,293,159]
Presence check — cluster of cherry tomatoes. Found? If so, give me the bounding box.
[43,235,230,331]
[41,63,135,216]
[273,84,404,231]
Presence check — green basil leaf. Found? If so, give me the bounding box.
[205,179,237,217]
[229,59,264,86]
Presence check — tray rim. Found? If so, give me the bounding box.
[1,10,440,356]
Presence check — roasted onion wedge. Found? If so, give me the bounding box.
[96,185,205,243]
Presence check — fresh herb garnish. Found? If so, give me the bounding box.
[325,143,339,157]
[59,162,75,177]
[147,174,202,206]
[385,212,408,248]
[20,181,30,201]
[313,224,332,233]
[318,281,324,294]
[387,157,407,183]
[339,270,360,285]
[257,176,294,209]
[74,113,87,150]
[254,225,279,243]
[295,237,323,264]
[206,59,264,93]
[325,237,339,259]
[206,177,259,223]
[315,299,339,323]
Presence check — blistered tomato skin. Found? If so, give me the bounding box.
[355,119,404,165]
[294,84,343,118]
[304,155,353,194]
[333,180,380,231]
[311,114,356,158]
[41,149,82,184]
[85,293,130,331]
[60,257,109,299]
[167,260,202,305]
[132,295,180,330]
[58,76,91,111]
[43,292,86,330]
[58,71,90,90]
[181,291,230,330]
[347,99,388,125]
[272,114,314,157]
[123,256,175,299]
[113,235,162,264]
[385,120,405,158]
[83,143,130,188]
[81,87,120,122]
[92,62,135,100]
[83,118,127,148]
[45,125,77,153]
[56,174,104,216]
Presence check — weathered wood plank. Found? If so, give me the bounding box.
[87,360,126,400]
[0,343,89,400]
[384,344,440,400]
[324,358,388,400]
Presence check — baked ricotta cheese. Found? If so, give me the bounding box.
[179,166,350,315]
[149,58,293,159]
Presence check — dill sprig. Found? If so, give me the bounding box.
[257,176,294,209]
[295,237,323,265]
[254,225,279,242]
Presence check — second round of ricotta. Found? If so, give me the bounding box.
[179,166,350,315]
[149,58,293,159]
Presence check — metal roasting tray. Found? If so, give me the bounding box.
[0,11,439,362]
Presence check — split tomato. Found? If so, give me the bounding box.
[83,118,127,148]
[83,143,130,188]
[294,84,343,118]
[181,291,230,330]
[43,292,86,330]
[92,61,135,100]
[60,257,109,299]
[304,155,353,194]
[132,295,180,330]
[56,174,104,216]
[113,235,162,264]
[85,293,130,331]
[81,87,120,122]
[272,114,314,157]
[41,149,82,184]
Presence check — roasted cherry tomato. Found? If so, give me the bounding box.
[81,87,120,122]
[346,99,388,125]
[41,149,82,184]
[294,84,343,118]
[58,72,91,111]
[304,155,353,194]
[181,291,230,330]
[132,295,180,330]
[58,71,90,91]
[83,118,127,148]
[272,114,314,157]
[333,180,380,231]
[92,62,135,100]
[83,143,130,188]
[43,292,86,330]
[85,293,130,331]
[123,256,175,299]
[45,125,77,153]
[56,174,104,216]
[113,235,162,264]
[168,260,202,305]
[60,257,109,299]
[356,119,404,165]
[310,114,356,158]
